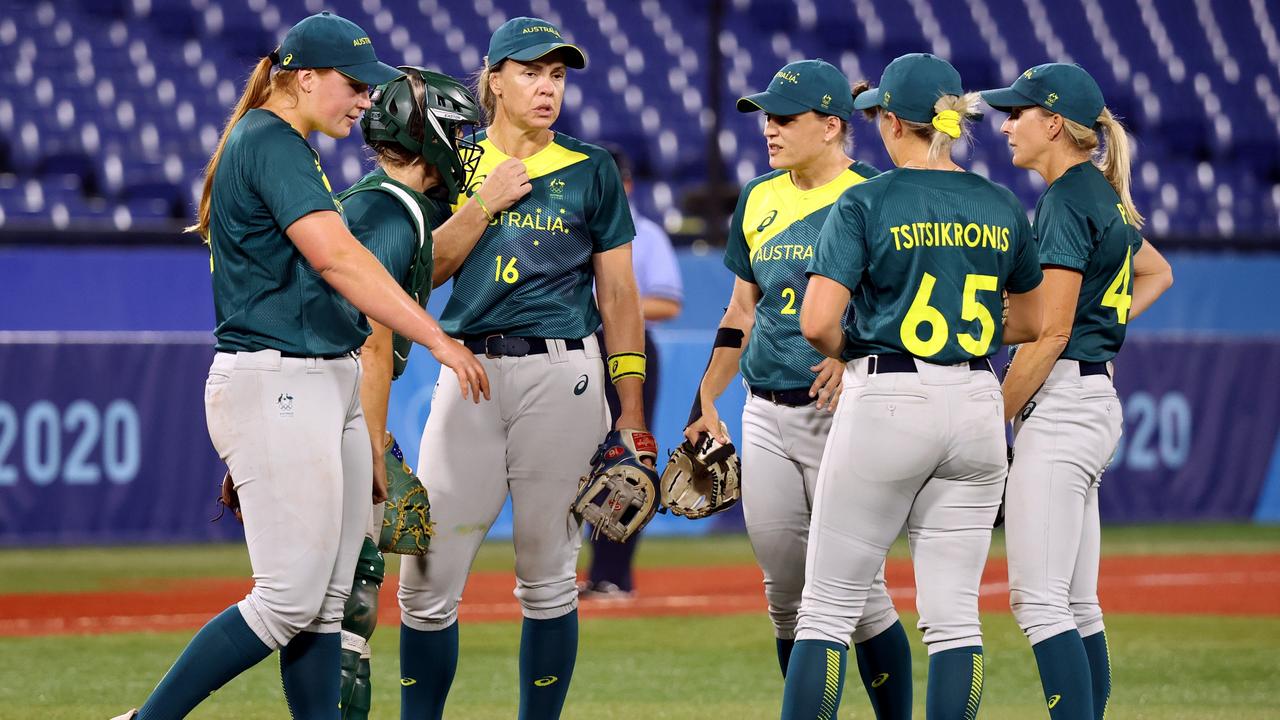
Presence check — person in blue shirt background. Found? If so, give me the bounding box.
[581,145,684,599]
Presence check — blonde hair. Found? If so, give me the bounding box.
[898,93,982,165]
[851,82,981,166]
[1061,107,1144,229]
[188,57,299,239]
[473,59,502,125]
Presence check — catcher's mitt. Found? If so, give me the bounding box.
[659,423,741,519]
[572,429,660,543]
[378,433,434,555]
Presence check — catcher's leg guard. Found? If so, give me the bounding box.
[339,537,385,719]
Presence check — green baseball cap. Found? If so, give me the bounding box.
[980,63,1105,127]
[487,17,587,69]
[276,12,402,86]
[853,53,963,124]
[737,59,854,120]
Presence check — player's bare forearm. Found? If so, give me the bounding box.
[1003,285,1045,345]
[289,211,454,352]
[1002,334,1069,422]
[699,279,759,404]
[1129,239,1173,321]
[359,320,394,503]
[431,201,490,286]
[594,245,647,426]
[1001,269,1081,421]
[359,321,394,448]
[434,158,532,286]
[800,275,851,359]
[612,377,646,430]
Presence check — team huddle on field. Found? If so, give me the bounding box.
[112,10,1173,720]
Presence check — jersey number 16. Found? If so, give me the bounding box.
[900,272,998,358]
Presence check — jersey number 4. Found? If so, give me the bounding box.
[900,272,998,358]
[1101,246,1133,324]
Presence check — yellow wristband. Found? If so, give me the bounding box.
[608,352,646,383]
[472,192,494,222]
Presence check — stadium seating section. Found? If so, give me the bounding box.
[1,0,1278,239]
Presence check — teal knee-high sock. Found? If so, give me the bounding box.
[854,620,913,720]
[1031,630,1093,720]
[1080,631,1111,720]
[518,612,578,720]
[136,605,272,720]
[925,646,984,720]
[780,639,847,720]
[399,622,458,720]
[280,631,341,720]
[777,637,795,677]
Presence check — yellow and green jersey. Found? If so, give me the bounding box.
[209,108,369,356]
[724,162,880,389]
[810,168,1043,364]
[438,131,635,338]
[1034,162,1144,363]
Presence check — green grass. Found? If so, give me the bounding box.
[2,523,1276,594]
[2,612,1277,719]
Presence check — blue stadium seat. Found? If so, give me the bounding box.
[0,0,1274,237]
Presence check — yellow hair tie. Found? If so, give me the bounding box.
[932,109,962,139]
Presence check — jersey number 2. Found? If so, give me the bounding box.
[780,287,797,315]
[1101,246,1133,324]
[900,272,998,358]
[494,255,520,284]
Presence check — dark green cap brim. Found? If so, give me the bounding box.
[979,86,1038,113]
[736,91,813,116]
[852,87,883,110]
[337,60,404,86]
[504,42,587,69]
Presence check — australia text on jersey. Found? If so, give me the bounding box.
[488,207,572,234]
[752,243,814,263]
[889,222,1011,252]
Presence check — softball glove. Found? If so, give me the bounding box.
[659,423,741,519]
[572,429,660,543]
[378,433,434,555]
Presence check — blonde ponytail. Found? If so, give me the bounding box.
[1061,108,1143,229]
[925,93,981,165]
[1096,109,1142,229]
[188,56,297,240]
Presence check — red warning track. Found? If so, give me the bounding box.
[2,553,1277,637]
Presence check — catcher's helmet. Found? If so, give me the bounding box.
[361,67,483,203]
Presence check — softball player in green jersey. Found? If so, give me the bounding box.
[982,63,1173,720]
[779,53,1047,720]
[686,59,913,719]
[332,68,514,720]
[112,14,487,720]
[396,17,646,720]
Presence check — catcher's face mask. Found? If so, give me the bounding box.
[362,67,484,204]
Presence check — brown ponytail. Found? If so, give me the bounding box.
[851,80,877,121]
[187,56,298,239]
